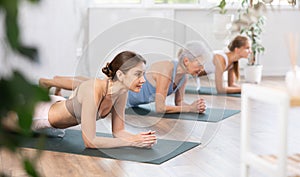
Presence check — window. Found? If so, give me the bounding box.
[94,0,141,4]
[92,0,296,7]
[271,0,296,6]
[154,0,199,4]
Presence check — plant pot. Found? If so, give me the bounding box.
[244,65,263,84]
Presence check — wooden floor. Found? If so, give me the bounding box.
[1,76,299,177]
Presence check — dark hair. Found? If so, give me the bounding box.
[227,35,249,79]
[227,35,249,52]
[102,51,146,80]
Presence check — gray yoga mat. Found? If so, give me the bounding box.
[16,129,200,164]
[185,86,241,97]
[125,106,240,122]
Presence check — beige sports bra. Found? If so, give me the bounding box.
[65,79,110,124]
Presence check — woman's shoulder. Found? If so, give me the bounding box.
[150,60,173,72]
[92,78,108,89]
[78,78,107,92]
[213,53,227,67]
[84,77,107,83]
[214,50,228,59]
[214,50,226,57]
[152,60,173,66]
[151,60,174,69]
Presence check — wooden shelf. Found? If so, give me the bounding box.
[260,154,300,177]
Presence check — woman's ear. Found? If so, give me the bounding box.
[183,57,189,67]
[116,70,124,82]
[234,47,239,53]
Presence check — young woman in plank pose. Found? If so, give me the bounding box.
[35,51,156,148]
[197,35,252,94]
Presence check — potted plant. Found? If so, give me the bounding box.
[211,0,234,40]
[233,0,267,83]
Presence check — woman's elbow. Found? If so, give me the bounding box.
[82,134,96,148]
[216,87,226,94]
[84,142,96,148]
[112,129,124,138]
[155,105,166,113]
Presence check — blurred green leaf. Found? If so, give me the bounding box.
[4,0,19,49]
[24,158,40,177]
[1,0,39,61]
[0,71,50,134]
[217,0,227,14]
[0,172,9,177]
[28,0,40,3]
[17,46,39,61]
[0,129,23,151]
[1,0,44,177]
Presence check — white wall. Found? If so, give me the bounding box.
[262,9,300,75]
[1,3,300,81]
[85,8,176,78]
[88,7,300,76]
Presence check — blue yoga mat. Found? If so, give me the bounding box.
[125,106,240,122]
[185,86,241,97]
[15,129,200,164]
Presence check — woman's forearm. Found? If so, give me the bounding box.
[225,86,241,93]
[113,129,134,139]
[84,130,157,149]
[82,132,131,148]
[216,86,241,94]
[155,104,191,113]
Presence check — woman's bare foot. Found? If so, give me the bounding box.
[54,87,62,96]
[39,78,51,89]
[1,111,20,132]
